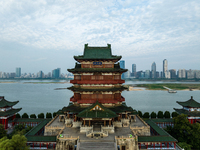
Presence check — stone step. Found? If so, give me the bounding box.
[79,142,116,150]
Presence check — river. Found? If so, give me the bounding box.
[0,80,200,115]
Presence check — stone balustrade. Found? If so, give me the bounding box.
[101,125,114,133]
[80,125,93,133]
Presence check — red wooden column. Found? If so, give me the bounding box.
[174,142,176,149]
[139,143,141,149]
[153,143,155,149]
[167,142,169,148]
[160,142,162,149]
[53,143,55,149]
[5,119,8,129]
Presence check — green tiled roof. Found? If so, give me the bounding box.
[0,108,22,117]
[151,118,173,123]
[142,120,177,142]
[74,44,121,60]
[26,119,51,136]
[77,101,118,118]
[174,108,200,116]
[0,97,19,108]
[62,104,85,113]
[26,136,56,142]
[67,86,127,92]
[138,135,177,142]
[68,63,127,73]
[25,119,56,142]
[176,96,200,108]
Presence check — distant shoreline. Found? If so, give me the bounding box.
[126,83,200,91]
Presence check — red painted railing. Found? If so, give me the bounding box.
[70,80,125,84]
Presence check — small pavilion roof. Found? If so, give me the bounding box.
[176,96,200,108]
[68,63,127,73]
[0,97,19,108]
[77,101,118,118]
[74,44,121,61]
[0,108,22,117]
[174,108,200,116]
[67,86,127,92]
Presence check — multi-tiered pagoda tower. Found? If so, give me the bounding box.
[60,44,135,128]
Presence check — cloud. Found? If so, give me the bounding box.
[0,0,200,72]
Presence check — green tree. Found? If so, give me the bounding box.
[16,113,21,118]
[178,142,192,150]
[0,124,7,139]
[190,123,200,149]
[0,134,29,150]
[164,111,170,118]
[150,112,156,119]
[38,113,44,119]
[46,112,52,118]
[22,113,29,118]
[30,114,36,118]
[143,112,150,119]
[53,112,57,117]
[138,111,142,118]
[172,112,179,118]
[157,111,163,118]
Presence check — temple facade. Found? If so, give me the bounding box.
[0,96,21,129]
[42,44,178,150]
[174,96,200,124]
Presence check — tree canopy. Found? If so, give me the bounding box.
[0,134,29,150]
[0,124,7,139]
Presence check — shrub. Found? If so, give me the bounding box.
[16,113,21,118]
[150,112,156,119]
[172,112,179,118]
[38,113,44,119]
[30,114,36,118]
[143,112,150,119]
[157,111,164,118]
[53,112,57,117]
[46,112,52,118]
[22,113,29,118]
[138,111,142,118]
[164,111,170,118]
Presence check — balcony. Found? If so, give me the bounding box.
[77,99,121,104]
[70,80,125,84]
[70,96,76,102]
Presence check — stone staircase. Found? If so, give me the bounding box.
[78,142,116,150]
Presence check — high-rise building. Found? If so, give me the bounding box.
[16,67,21,77]
[132,64,136,77]
[169,69,176,79]
[145,70,150,78]
[37,71,44,78]
[187,69,195,79]
[151,62,156,78]
[52,68,61,78]
[120,60,125,79]
[163,59,168,78]
[177,69,186,78]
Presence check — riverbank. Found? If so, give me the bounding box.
[127,83,200,91]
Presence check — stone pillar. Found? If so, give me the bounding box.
[67,113,69,119]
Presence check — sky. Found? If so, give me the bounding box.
[0,0,200,74]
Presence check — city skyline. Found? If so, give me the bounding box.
[0,1,200,73]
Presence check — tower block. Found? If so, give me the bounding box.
[68,43,127,106]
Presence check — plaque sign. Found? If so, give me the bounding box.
[93,62,102,65]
